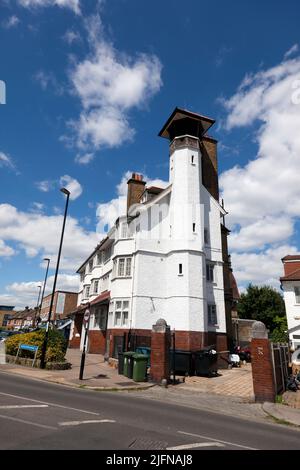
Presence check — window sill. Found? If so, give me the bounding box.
[178,274,184,277]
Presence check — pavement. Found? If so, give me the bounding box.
[0,349,154,391]
[1,348,300,429]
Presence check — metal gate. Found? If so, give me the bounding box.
[271,343,290,394]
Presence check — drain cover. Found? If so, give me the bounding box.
[129,438,168,450]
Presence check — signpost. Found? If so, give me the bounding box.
[15,343,39,367]
[79,308,90,380]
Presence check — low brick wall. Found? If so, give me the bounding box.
[5,354,71,370]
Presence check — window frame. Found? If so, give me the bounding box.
[208,304,218,326]
[206,263,215,283]
[295,287,300,304]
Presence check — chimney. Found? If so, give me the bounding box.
[127,173,146,213]
[282,255,300,276]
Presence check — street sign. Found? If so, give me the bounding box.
[83,309,90,326]
[20,344,38,352]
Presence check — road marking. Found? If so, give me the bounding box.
[178,431,258,450]
[167,442,224,450]
[0,413,57,430]
[59,419,115,426]
[0,391,99,416]
[0,405,48,409]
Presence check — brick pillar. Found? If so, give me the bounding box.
[251,321,276,403]
[150,319,171,384]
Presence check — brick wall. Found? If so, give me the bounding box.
[88,330,106,354]
[283,260,300,276]
[63,293,78,317]
[251,338,276,402]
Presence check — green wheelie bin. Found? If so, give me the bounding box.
[123,351,135,378]
[132,353,148,382]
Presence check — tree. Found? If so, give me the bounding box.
[237,284,286,332]
[270,316,288,343]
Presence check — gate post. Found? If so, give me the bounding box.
[251,321,276,403]
[150,319,171,384]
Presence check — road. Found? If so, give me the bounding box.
[0,371,299,450]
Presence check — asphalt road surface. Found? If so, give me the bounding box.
[0,371,299,450]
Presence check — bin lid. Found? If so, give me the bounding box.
[133,353,149,360]
[124,351,135,356]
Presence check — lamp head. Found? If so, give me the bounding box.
[60,187,70,196]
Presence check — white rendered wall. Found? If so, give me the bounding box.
[282,280,300,348]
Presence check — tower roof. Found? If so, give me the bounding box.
[158,107,215,141]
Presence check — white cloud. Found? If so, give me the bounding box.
[284,44,299,59]
[17,0,80,14]
[221,49,300,288]
[0,151,17,172]
[0,274,79,309]
[35,180,55,192]
[74,152,95,165]
[59,175,82,200]
[0,203,99,270]
[63,29,81,44]
[36,175,82,200]
[0,240,15,257]
[2,15,20,29]
[66,13,162,152]
[34,70,64,95]
[96,171,168,233]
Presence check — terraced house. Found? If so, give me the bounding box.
[69,108,234,358]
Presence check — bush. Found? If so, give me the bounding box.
[5,329,67,363]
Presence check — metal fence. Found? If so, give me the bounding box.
[112,333,151,358]
[271,343,290,394]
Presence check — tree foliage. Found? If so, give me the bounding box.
[237,284,286,332]
[270,315,288,343]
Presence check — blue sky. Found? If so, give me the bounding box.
[1,0,300,308]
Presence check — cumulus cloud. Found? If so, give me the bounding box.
[0,274,79,309]
[96,171,168,233]
[36,175,82,200]
[66,12,162,153]
[59,175,82,200]
[17,0,80,14]
[0,203,99,270]
[0,240,15,257]
[220,50,300,288]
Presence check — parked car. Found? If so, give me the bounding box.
[0,331,23,342]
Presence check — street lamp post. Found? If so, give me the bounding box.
[40,188,70,369]
[34,284,42,328]
[37,257,50,326]
[79,305,90,380]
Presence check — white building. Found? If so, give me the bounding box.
[69,108,231,357]
[280,255,300,350]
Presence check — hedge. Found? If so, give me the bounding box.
[5,329,68,363]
